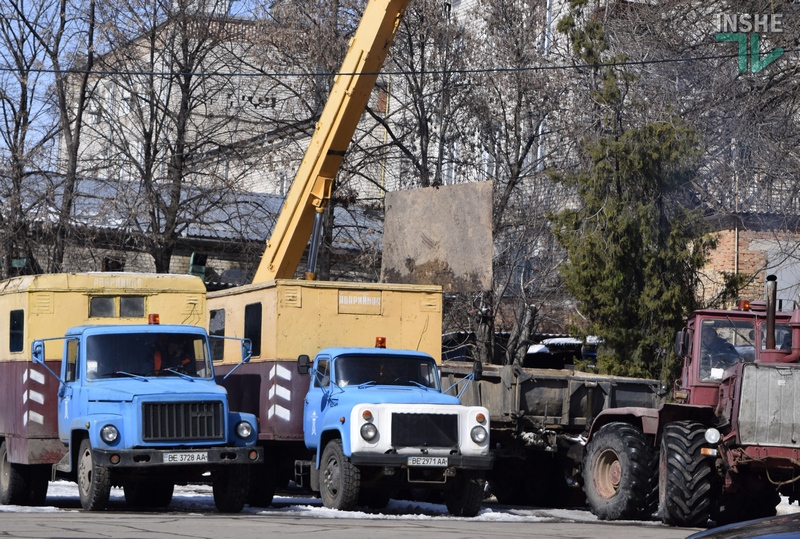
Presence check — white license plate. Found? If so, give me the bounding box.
[407,456,448,467]
[163,451,208,463]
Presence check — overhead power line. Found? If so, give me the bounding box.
[0,48,795,79]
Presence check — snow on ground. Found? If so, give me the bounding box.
[1,481,797,523]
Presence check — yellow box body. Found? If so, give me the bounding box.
[207,279,443,364]
[0,272,206,362]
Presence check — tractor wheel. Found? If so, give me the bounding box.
[77,439,111,511]
[583,422,657,520]
[319,439,360,511]
[659,421,714,527]
[444,470,485,517]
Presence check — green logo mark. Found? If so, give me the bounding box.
[716,32,784,73]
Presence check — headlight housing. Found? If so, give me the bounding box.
[100,424,119,443]
[235,421,253,439]
[360,422,378,441]
[470,425,488,444]
[704,427,721,444]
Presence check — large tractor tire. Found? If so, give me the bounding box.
[77,439,112,511]
[319,439,360,511]
[659,421,714,527]
[583,422,657,520]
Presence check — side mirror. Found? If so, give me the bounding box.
[297,354,311,375]
[674,330,690,357]
[31,341,45,365]
[241,339,252,363]
[472,360,482,382]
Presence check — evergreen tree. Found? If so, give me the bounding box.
[552,1,716,381]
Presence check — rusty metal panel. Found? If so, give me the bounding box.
[738,363,800,446]
[381,182,493,293]
[215,360,307,441]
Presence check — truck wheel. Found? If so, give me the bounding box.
[444,470,485,517]
[124,481,174,508]
[212,466,249,513]
[583,422,656,520]
[77,439,111,511]
[27,465,50,506]
[319,439,360,511]
[659,421,714,527]
[0,441,30,505]
[247,460,276,507]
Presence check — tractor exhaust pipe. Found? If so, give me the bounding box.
[766,275,777,350]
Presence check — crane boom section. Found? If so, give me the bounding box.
[253,0,411,282]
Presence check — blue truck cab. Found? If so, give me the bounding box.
[296,345,492,517]
[32,321,262,512]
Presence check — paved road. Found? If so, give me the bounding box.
[0,510,700,539]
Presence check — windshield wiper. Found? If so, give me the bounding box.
[160,368,195,381]
[101,371,149,381]
[357,380,376,388]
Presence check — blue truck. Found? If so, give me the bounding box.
[294,345,492,517]
[31,320,262,512]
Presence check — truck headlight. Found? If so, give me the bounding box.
[470,425,488,444]
[360,423,378,441]
[100,425,119,443]
[235,421,253,439]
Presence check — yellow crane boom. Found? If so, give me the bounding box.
[253,0,411,282]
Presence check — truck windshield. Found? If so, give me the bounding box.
[334,355,440,389]
[85,333,212,380]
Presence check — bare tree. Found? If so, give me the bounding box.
[0,1,58,277]
[6,0,97,273]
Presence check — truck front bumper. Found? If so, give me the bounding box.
[93,446,263,468]
[349,453,493,470]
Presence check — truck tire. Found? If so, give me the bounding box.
[77,439,111,511]
[247,460,276,508]
[124,481,174,508]
[212,466,249,513]
[27,465,50,506]
[444,470,485,517]
[0,441,30,506]
[583,422,656,520]
[319,439,360,511]
[659,421,713,527]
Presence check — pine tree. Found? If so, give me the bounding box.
[551,1,716,381]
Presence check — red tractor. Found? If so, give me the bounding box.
[582,275,800,527]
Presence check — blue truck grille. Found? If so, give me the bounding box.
[391,413,458,448]
[142,401,225,441]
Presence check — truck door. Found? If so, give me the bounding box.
[303,356,331,447]
[57,338,85,441]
